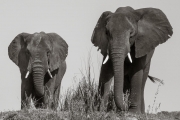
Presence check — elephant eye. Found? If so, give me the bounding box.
[26,50,30,56]
[47,51,50,57]
[106,30,112,40]
[106,30,109,36]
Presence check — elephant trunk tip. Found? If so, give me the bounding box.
[114,92,127,111]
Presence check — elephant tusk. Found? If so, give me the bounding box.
[48,69,53,78]
[25,71,29,78]
[168,34,171,38]
[128,53,132,63]
[103,55,109,64]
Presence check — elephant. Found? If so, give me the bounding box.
[8,32,68,110]
[91,7,173,114]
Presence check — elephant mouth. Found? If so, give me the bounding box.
[103,52,132,64]
[25,68,53,79]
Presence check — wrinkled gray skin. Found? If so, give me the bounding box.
[8,32,68,110]
[91,7,173,114]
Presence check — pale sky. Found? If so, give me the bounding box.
[0,0,179,112]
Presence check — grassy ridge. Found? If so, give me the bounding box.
[1,109,180,120]
[1,74,179,119]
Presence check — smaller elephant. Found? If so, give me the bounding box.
[8,32,68,110]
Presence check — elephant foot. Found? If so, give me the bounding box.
[128,109,142,114]
[35,102,45,109]
[126,116,138,120]
[128,104,141,114]
[48,101,59,110]
[98,100,107,111]
[33,96,45,109]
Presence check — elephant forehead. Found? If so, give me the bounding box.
[27,35,51,52]
[26,34,42,51]
[108,14,131,30]
[32,34,42,47]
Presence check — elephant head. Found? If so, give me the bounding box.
[8,32,68,97]
[91,7,173,110]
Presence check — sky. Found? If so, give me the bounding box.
[0,0,179,112]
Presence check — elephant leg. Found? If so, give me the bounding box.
[34,96,44,108]
[123,75,130,111]
[141,50,154,113]
[34,79,54,109]
[51,62,65,110]
[141,62,151,113]
[21,72,34,109]
[124,75,130,93]
[98,58,113,111]
[52,84,61,110]
[129,69,143,114]
[43,80,55,109]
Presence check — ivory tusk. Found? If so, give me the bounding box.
[128,53,132,63]
[103,55,109,64]
[25,71,29,78]
[168,34,171,38]
[48,69,53,78]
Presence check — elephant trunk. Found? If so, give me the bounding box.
[32,64,44,97]
[111,46,126,111]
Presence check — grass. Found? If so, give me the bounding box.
[1,54,179,120]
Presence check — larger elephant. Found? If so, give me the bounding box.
[8,32,68,110]
[91,7,173,114]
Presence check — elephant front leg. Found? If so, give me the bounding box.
[21,73,34,109]
[43,85,54,109]
[129,69,143,114]
[43,75,57,109]
[52,85,61,110]
[141,62,151,113]
[51,62,65,110]
[98,58,113,111]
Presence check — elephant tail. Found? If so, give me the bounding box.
[148,75,164,85]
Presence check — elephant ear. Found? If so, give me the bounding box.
[8,33,30,66]
[47,33,68,71]
[135,8,173,58]
[91,11,112,56]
